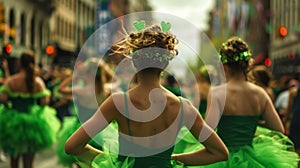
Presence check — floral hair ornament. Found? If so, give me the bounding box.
[219,51,251,64]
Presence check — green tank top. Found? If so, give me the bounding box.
[118,92,184,168]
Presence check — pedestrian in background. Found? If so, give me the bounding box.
[284,78,300,167]
[0,51,60,168]
[248,65,275,102]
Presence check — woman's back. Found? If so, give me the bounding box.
[117,87,182,146]
[6,73,44,94]
[221,81,266,116]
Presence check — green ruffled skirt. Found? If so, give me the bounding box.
[84,126,200,168]
[60,124,299,168]
[204,126,299,168]
[56,116,119,167]
[0,105,60,157]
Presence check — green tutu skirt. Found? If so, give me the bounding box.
[88,152,186,168]
[61,124,299,168]
[56,116,119,167]
[0,105,60,157]
[82,126,200,168]
[204,126,299,168]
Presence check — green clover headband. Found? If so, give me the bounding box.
[219,51,251,63]
[133,20,172,32]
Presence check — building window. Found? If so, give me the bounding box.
[30,16,35,49]
[9,9,15,41]
[20,13,26,46]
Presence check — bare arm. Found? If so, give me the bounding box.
[283,87,297,126]
[57,76,73,95]
[65,95,118,164]
[261,88,285,133]
[36,77,50,105]
[172,99,228,166]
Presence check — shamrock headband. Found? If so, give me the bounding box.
[219,37,251,63]
[219,51,251,64]
[133,20,172,33]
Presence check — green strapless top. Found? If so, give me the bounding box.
[217,115,260,147]
[0,85,50,112]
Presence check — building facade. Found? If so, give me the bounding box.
[207,0,270,65]
[0,0,54,66]
[0,0,152,68]
[269,0,300,79]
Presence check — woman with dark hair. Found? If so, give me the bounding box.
[0,51,60,168]
[205,37,299,167]
[248,65,275,102]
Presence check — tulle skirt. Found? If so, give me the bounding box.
[56,116,119,167]
[60,124,299,168]
[0,105,60,157]
[204,126,299,168]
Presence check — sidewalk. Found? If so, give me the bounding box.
[0,145,65,168]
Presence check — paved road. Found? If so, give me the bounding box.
[0,145,66,168]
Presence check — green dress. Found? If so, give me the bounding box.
[0,86,60,157]
[205,116,299,168]
[89,93,186,168]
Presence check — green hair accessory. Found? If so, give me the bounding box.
[219,51,251,64]
[133,20,146,32]
[161,21,171,32]
[133,20,172,33]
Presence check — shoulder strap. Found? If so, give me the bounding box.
[178,97,184,128]
[123,92,132,136]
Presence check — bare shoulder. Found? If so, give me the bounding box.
[248,82,269,97]
[4,74,21,87]
[34,76,46,91]
[210,84,227,99]
[289,87,298,97]
[178,97,198,114]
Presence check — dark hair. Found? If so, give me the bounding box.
[248,65,273,87]
[167,74,176,86]
[220,37,251,77]
[111,24,178,71]
[20,51,36,93]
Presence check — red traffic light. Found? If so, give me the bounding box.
[279,26,288,37]
[5,44,12,54]
[46,45,55,55]
[264,58,272,67]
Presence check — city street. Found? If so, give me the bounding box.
[0,145,65,168]
[0,0,299,167]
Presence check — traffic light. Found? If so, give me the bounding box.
[279,26,288,38]
[3,44,12,55]
[46,45,55,55]
[264,57,272,67]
